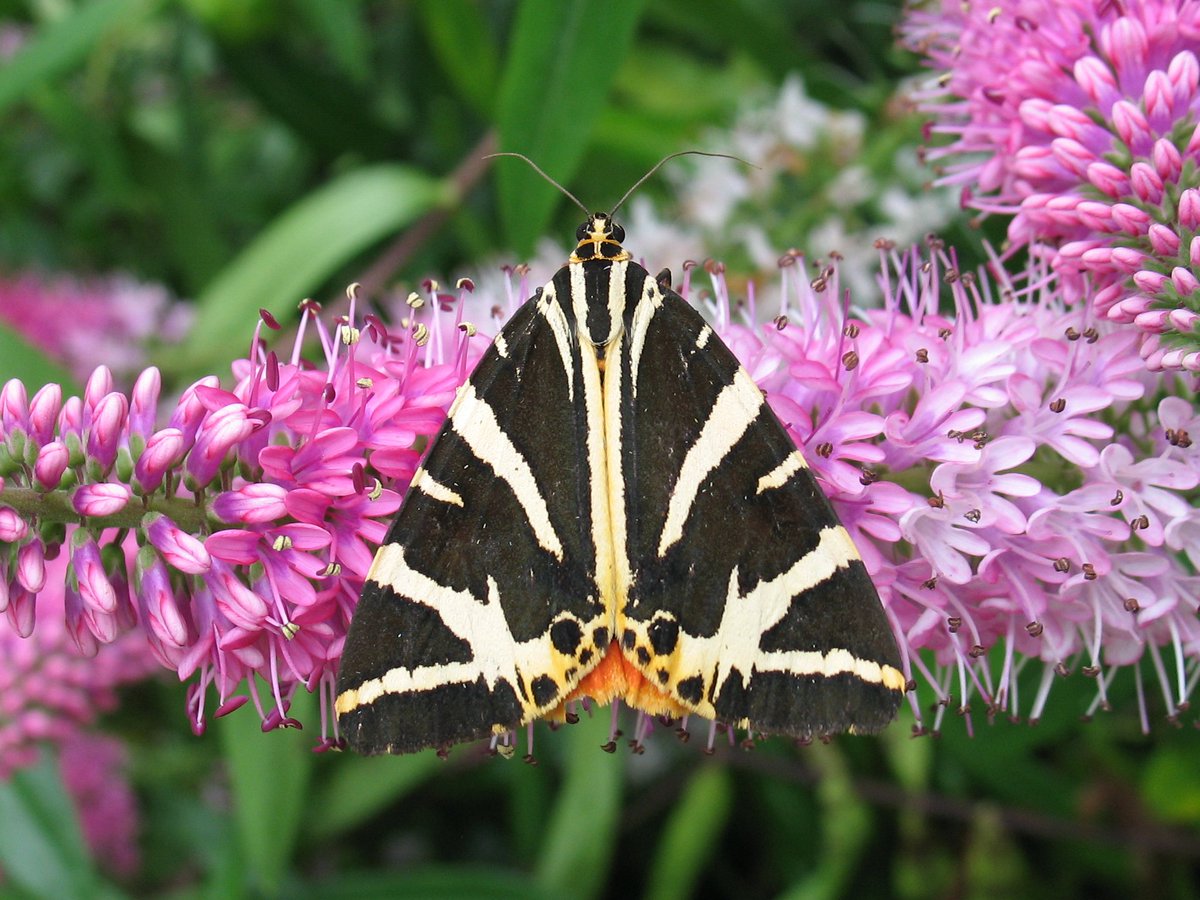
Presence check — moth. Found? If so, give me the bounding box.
[335,154,906,754]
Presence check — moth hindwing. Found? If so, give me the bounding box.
[335,212,906,754]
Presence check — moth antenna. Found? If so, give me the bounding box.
[609,151,753,218]
[485,152,590,216]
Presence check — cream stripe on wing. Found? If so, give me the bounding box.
[449,383,564,560]
[657,367,764,556]
[335,547,572,716]
[754,648,908,691]
[604,259,629,346]
[712,525,862,690]
[569,263,589,345]
[639,525,897,718]
[412,467,464,507]
[755,450,807,494]
[602,329,630,615]
[537,284,575,401]
[628,275,663,399]
[579,332,617,606]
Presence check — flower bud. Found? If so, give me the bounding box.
[72,482,132,518]
[34,440,69,490]
[145,513,211,575]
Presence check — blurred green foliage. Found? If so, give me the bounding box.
[0,1,1197,898]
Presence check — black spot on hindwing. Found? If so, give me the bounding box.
[647,617,680,655]
[550,618,583,655]
[531,674,559,707]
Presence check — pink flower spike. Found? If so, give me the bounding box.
[1143,70,1174,123]
[1148,224,1182,257]
[1105,17,1149,80]
[129,367,162,437]
[1109,247,1148,273]
[85,392,129,471]
[1084,162,1129,199]
[1049,138,1094,177]
[1192,236,1200,268]
[186,404,260,488]
[1111,100,1152,150]
[59,395,82,435]
[34,440,69,490]
[82,368,114,425]
[70,532,117,615]
[72,483,132,518]
[1180,189,1200,230]
[134,547,191,648]
[1110,203,1151,236]
[1046,103,1097,142]
[204,559,269,628]
[1168,309,1199,332]
[1129,163,1163,205]
[7,587,35,637]
[212,483,289,524]
[16,540,46,593]
[0,506,29,542]
[205,530,261,566]
[28,383,62,445]
[1133,270,1168,293]
[1172,266,1200,298]
[1152,138,1183,182]
[1075,201,1113,233]
[1,378,28,433]
[145,513,212,575]
[134,428,185,494]
[1074,55,1118,104]
[1135,310,1170,331]
[1168,49,1200,96]
[167,376,219,444]
[216,696,250,717]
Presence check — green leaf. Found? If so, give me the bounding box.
[416,0,500,117]
[300,865,557,900]
[170,164,444,380]
[0,323,79,392]
[643,765,733,900]
[0,754,115,900]
[306,751,443,842]
[0,0,161,118]
[534,713,623,900]
[218,686,318,894]
[777,743,872,900]
[1142,744,1200,825]
[496,0,647,254]
[217,39,402,159]
[292,0,373,85]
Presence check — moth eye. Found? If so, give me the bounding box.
[576,222,590,241]
[611,223,625,243]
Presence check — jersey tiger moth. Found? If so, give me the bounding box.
[335,155,907,755]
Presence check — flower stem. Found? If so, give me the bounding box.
[1,486,217,533]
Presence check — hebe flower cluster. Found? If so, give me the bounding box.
[700,241,1200,731]
[0,567,155,780]
[902,0,1200,370]
[0,283,485,749]
[0,272,190,384]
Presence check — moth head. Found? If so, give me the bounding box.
[571,213,630,263]
[576,213,625,245]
